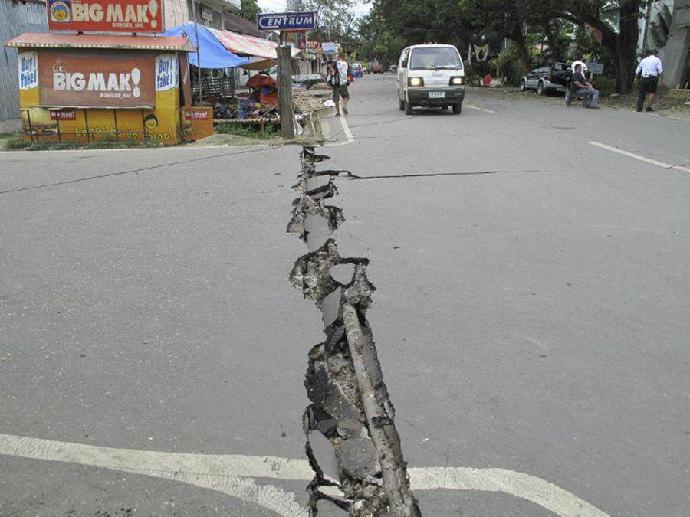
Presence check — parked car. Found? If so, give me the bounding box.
[397,44,465,115]
[388,64,397,73]
[371,61,383,74]
[519,63,568,95]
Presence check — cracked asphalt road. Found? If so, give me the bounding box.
[1,76,689,516]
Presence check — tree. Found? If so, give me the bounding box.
[293,0,357,45]
[239,0,261,21]
[356,0,644,93]
[557,1,644,93]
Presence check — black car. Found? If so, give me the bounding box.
[519,64,568,95]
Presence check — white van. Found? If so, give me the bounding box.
[397,44,466,115]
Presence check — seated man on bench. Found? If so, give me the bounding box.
[573,64,600,109]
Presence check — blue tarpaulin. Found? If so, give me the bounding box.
[164,23,249,69]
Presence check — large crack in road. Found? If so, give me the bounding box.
[288,147,421,516]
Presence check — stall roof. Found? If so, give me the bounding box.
[164,23,248,69]
[209,29,299,60]
[5,33,194,52]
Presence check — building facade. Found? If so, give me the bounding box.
[1,0,48,128]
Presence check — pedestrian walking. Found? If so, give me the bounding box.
[573,64,600,109]
[327,62,342,115]
[635,49,663,112]
[336,52,351,116]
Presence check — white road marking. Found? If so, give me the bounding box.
[340,115,354,144]
[466,105,496,113]
[0,432,608,517]
[589,141,690,172]
[324,115,355,147]
[410,467,607,517]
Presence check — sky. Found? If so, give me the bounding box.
[258,1,372,17]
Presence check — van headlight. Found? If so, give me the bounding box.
[408,77,424,87]
[450,77,464,85]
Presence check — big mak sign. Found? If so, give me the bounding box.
[39,50,157,108]
[47,0,164,33]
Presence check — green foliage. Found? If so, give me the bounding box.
[5,137,32,150]
[352,0,642,93]
[491,46,525,86]
[293,0,356,47]
[240,0,261,21]
[593,75,616,97]
[215,123,279,139]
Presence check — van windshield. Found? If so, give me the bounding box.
[409,47,462,70]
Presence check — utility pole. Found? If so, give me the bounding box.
[278,45,295,139]
[190,1,202,104]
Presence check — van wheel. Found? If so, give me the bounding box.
[399,98,405,111]
[452,102,462,114]
[405,101,413,115]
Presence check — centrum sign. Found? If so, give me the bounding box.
[47,0,164,33]
[257,11,316,32]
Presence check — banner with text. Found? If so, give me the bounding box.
[18,52,39,90]
[39,50,156,108]
[47,0,164,33]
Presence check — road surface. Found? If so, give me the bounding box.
[1,76,689,516]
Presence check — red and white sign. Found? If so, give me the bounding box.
[50,110,77,120]
[184,109,210,120]
[47,0,165,33]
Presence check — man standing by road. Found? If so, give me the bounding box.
[636,49,663,112]
[573,64,600,109]
[327,62,342,116]
[336,52,351,116]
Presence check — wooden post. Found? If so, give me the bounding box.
[278,45,295,139]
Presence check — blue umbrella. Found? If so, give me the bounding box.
[164,22,249,69]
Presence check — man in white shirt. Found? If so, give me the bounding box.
[336,53,350,116]
[635,49,663,112]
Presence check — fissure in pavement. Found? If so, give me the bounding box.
[288,146,420,516]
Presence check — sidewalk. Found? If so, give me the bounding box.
[468,85,690,120]
[317,107,355,147]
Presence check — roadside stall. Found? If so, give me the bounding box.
[2,0,224,145]
[164,23,290,133]
[6,33,194,144]
[163,22,249,105]
[205,29,301,133]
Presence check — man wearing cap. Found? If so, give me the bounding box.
[572,64,600,109]
[635,49,663,112]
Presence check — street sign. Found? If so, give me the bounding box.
[47,0,165,33]
[257,11,316,32]
[587,61,604,75]
[322,42,338,54]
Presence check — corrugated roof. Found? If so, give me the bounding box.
[223,13,263,38]
[210,28,300,60]
[5,33,194,51]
